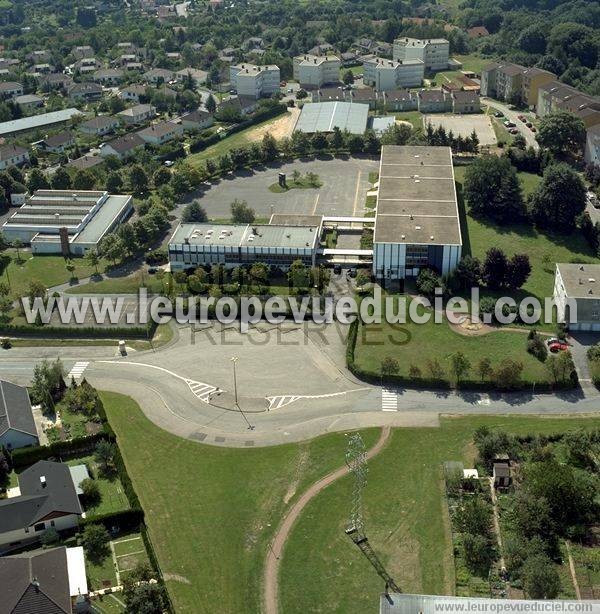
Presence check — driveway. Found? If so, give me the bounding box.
[482,97,539,150]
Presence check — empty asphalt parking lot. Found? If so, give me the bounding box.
[422,114,497,146]
[183,157,379,219]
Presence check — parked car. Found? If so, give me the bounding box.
[509,128,519,134]
[164,160,174,167]
[525,122,533,128]
[494,111,503,118]
[548,341,569,353]
[517,114,526,121]
[531,126,536,132]
[504,120,516,128]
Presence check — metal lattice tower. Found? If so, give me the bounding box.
[344,433,402,596]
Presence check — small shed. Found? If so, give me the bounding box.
[69,464,91,496]
[493,461,511,488]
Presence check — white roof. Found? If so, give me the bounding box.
[463,469,479,479]
[66,547,88,597]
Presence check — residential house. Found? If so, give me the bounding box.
[166,52,181,62]
[340,51,359,66]
[493,458,511,488]
[72,45,94,60]
[0,380,38,450]
[74,57,100,75]
[383,89,418,112]
[554,263,600,331]
[39,131,75,154]
[418,89,451,113]
[137,120,184,145]
[451,90,480,113]
[30,63,54,75]
[521,66,556,109]
[143,67,175,84]
[180,109,214,131]
[27,50,51,64]
[100,133,145,159]
[0,460,83,552]
[117,103,156,125]
[176,67,207,86]
[0,145,29,170]
[308,43,335,56]
[350,87,378,109]
[293,54,341,88]
[467,26,489,38]
[119,84,148,103]
[67,154,105,171]
[363,56,424,91]
[243,36,264,50]
[392,37,450,72]
[312,87,348,103]
[78,115,119,136]
[93,68,124,85]
[216,95,257,116]
[68,82,103,103]
[15,94,43,112]
[156,84,177,100]
[39,73,73,91]
[0,81,23,99]
[229,63,280,98]
[0,546,89,613]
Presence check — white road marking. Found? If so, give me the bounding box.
[381,389,398,412]
[266,388,368,411]
[67,361,89,380]
[186,380,218,403]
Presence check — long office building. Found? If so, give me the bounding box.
[2,190,133,255]
[169,221,322,270]
[372,145,462,280]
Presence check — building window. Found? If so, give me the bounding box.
[34,522,45,532]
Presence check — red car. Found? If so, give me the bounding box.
[531,126,537,132]
[518,114,526,121]
[548,341,569,353]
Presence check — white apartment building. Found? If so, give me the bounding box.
[363,57,424,91]
[229,63,280,98]
[293,54,341,88]
[393,37,449,72]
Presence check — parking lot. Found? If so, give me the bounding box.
[181,157,379,219]
[422,113,497,146]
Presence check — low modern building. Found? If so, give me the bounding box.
[229,63,280,98]
[169,221,322,270]
[418,89,450,113]
[0,144,29,170]
[0,380,38,450]
[295,101,369,135]
[0,108,83,137]
[363,57,424,91]
[293,54,341,88]
[0,460,83,552]
[137,120,184,145]
[2,189,133,255]
[373,145,462,280]
[392,37,449,72]
[0,546,89,613]
[554,263,600,331]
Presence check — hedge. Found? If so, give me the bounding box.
[80,508,144,530]
[0,322,154,339]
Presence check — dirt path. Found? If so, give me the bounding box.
[247,107,300,142]
[263,426,392,614]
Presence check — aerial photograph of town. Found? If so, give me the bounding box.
[1,0,600,612]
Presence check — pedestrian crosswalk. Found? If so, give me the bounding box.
[185,380,218,403]
[68,361,89,381]
[268,396,299,410]
[381,389,398,412]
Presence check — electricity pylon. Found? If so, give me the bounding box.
[345,433,401,596]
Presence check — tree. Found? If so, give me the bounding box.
[106,171,123,193]
[80,478,101,507]
[261,132,278,162]
[482,247,507,289]
[129,165,150,197]
[522,554,560,599]
[73,169,96,190]
[13,238,23,263]
[343,70,354,85]
[26,168,49,193]
[506,254,531,289]
[80,523,110,563]
[182,201,208,223]
[230,199,255,223]
[84,249,100,275]
[455,497,492,536]
[463,533,494,574]
[287,259,311,288]
[205,94,217,114]
[455,255,481,289]
[123,563,166,614]
[311,132,327,151]
[530,163,586,232]
[94,440,116,476]
[152,167,171,188]
[98,234,125,265]
[450,351,471,386]
[51,167,72,190]
[381,356,399,378]
[463,155,525,222]
[537,111,586,157]
[545,351,575,385]
[329,126,344,151]
[31,359,64,410]
[476,357,493,382]
[493,358,523,390]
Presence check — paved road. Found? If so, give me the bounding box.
[482,98,539,150]
[2,322,600,448]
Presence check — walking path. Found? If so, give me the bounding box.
[263,426,391,614]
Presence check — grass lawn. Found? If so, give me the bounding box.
[113,533,151,581]
[3,252,108,298]
[186,113,290,166]
[268,176,322,193]
[279,415,600,612]
[355,299,550,385]
[101,391,379,613]
[368,171,379,184]
[454,54,490,74]
[89,593,126,614]
[394,111,423,131]
[454,166,600,302]
[66,271,165,295]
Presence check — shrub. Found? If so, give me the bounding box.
[527,333,548,362]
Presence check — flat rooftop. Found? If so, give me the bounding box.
[171,223,320,250]
[269,214,323,227]
[374,145,461,246]
[0,108,83,136]
[295,101,368,135]
[556,263,600,299]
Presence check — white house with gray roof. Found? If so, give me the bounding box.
[0,380,38,450]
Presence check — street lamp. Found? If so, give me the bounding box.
[231,356,254,430]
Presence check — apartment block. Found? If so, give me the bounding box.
[293,54,341,88]
[229,63,280,98]
[363,57,424,91]
[537,81,600,127]
[392,37,449,72]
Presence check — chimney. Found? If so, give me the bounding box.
[40,476,46,488]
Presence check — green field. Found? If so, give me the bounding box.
[66,271,165,295]
[279,415,600,612]
[394,111,423,131]
[101,391,379,613]
[453,54,490,74]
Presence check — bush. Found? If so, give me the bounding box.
[527,333,548,362]
[80,523,111,563]
[522,553,560,599]
[146,249,168,266]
